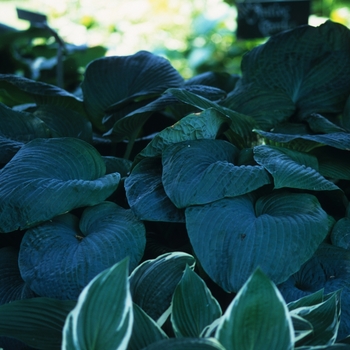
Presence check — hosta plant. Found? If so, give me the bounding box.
[0,19,349,349]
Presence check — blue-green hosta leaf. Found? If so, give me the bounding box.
[255,130,350,152]
[62,258,133,350]
[125,157,185,222]
[287,289,325,311]
[0,297,75,350]
[278,244,350,340]
[305,114,347,134]
[19,202,145,300]
[186,191,329,292]
[215,268,294,350]
[171,265,222,338]
[162,139,271,208]
[81,51,184,131]
[133,108,231,166]
[223,83,296,131]
[102,156,132,178]
[331,217,350,250]
[297,345,350,349]
[0,247,35,304]
[141,337,225,350]
[0,102,51,141]
[311,148,350,181]
[105,85,228,140]
[0,137,23,164]
[129,252,195,324]
[253,145,339,191]
[291,314,313,346]
[239,21,350,118]
[289,290,341,346]
[166,88,257,146]
[33,105,92,142]
[0,137,120,233]
[0,74,84,113]
[127,303,168,350]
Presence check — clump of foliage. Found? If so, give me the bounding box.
[0,20,350,349]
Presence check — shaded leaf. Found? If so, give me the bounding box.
[0,297,75,350]
[81,51,184,131]
[129,252,195,324]
[125,157,185,223]
[278,243,350,340]
[33,105,92,142]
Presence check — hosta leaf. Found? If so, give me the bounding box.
[287,289,325,311]
[62,258,133,350]
[305,114,346,134]
[311,148,350,181]
[102,156,132,178]
[127,303,168,350]
[223,83,295,130]
[253,145,339,191]
[105,85,227,140]
[290,291,341,346]
[215,268,294,350]
[166,87,257,146]
[171,265,222,338]
[0,297,75,350]
[19,202,145,299]
[186,191,328,292]
[162,139,271,208]
[291,314,313,346]
[255,130,350,152]
[0,74,84,113]
[331,217,350,250]
[0,102,51,141]
[0,137,23,164]
[33,105,92,142]
[0,137,120,232]
[129,252,195,324]
[81,51,184,131]
[141,337,225,350]
[278,244,350,340]
[125,157,185,223]
[239,21,350,118]
[0,247,35,304]
[134,108,231,165]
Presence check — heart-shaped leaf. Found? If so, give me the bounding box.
[171,265,222,338]
[81,51,184,131]
[62,258,133,350]
[186,191,329,292]
[162,139,271,208]
[238,21,350,118]
[19,202,145,299]
[0,137,120,232]
[215,268,294,350]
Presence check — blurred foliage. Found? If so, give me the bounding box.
[0,0,348,82]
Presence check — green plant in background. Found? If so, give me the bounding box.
[0,19,350,349]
